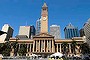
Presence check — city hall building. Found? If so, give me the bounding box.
[9,3,85,57]
[10,35,84,57]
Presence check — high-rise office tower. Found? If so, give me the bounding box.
[79,28,85,37]
[50,25,60,39]
[0,30,7,43]
[1,24,13,41]
[36,18,41,35]
[64,23,79,39]
[41,3,48,33]
[84,18,90,46]
[18,26,31,38]
[30,25,36,39]
[18,25,35,39]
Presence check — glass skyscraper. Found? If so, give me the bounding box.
[79,28,85,37]
[64,23,79,39]
[36,18,41,35]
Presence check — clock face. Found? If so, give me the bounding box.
[43,17,46,20]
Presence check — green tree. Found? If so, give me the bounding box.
[62,42,69,55]
[0,43,4,54]
[11,42,18,56]
[18,44,27,56]
[71,41,77,54]
[2,42,11,56]
[80,43,90,54]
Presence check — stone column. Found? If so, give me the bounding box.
[60,43,61,52]
[69,43,71,53]
[44,40,45,52]
[31,44,33,52]
[48,40,51,52]
[30,44,31,52]
[41,40,42,52]
[49,40,51,52]
[42,40,44,52]
[18,44,20,49]
[27,44,29,53]
[17,44,20,56]
[52,40,54,52]
[33,41,35,52]
[48,40,50,52]
[39,40,40,52]
[57,44,58,52]
[36,41,37,52]
[47,40,48,52]
[37,40,39,52]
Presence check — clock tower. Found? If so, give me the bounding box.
[41,2,48,33]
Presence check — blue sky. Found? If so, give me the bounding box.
[0,0,90,38]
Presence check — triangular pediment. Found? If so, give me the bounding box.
[34,33,54,37]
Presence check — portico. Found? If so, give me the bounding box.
[33,33,55,53]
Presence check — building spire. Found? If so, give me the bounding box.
[42,2,48,7]
[69,23,72,26]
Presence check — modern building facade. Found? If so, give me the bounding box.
[64,23,79,39]
[50,25,60,39]
[18,25,35,39]
[18,26,31,38]
[1,24,13,41]
[84,18,90,46]
[79,28,85,37]
[0,30,7,43]
[30,25,36,39]
[36,18,41,35]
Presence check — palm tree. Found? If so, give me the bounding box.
[18,44,27,56]
[62,42,69,55]
[71,41,77,54]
